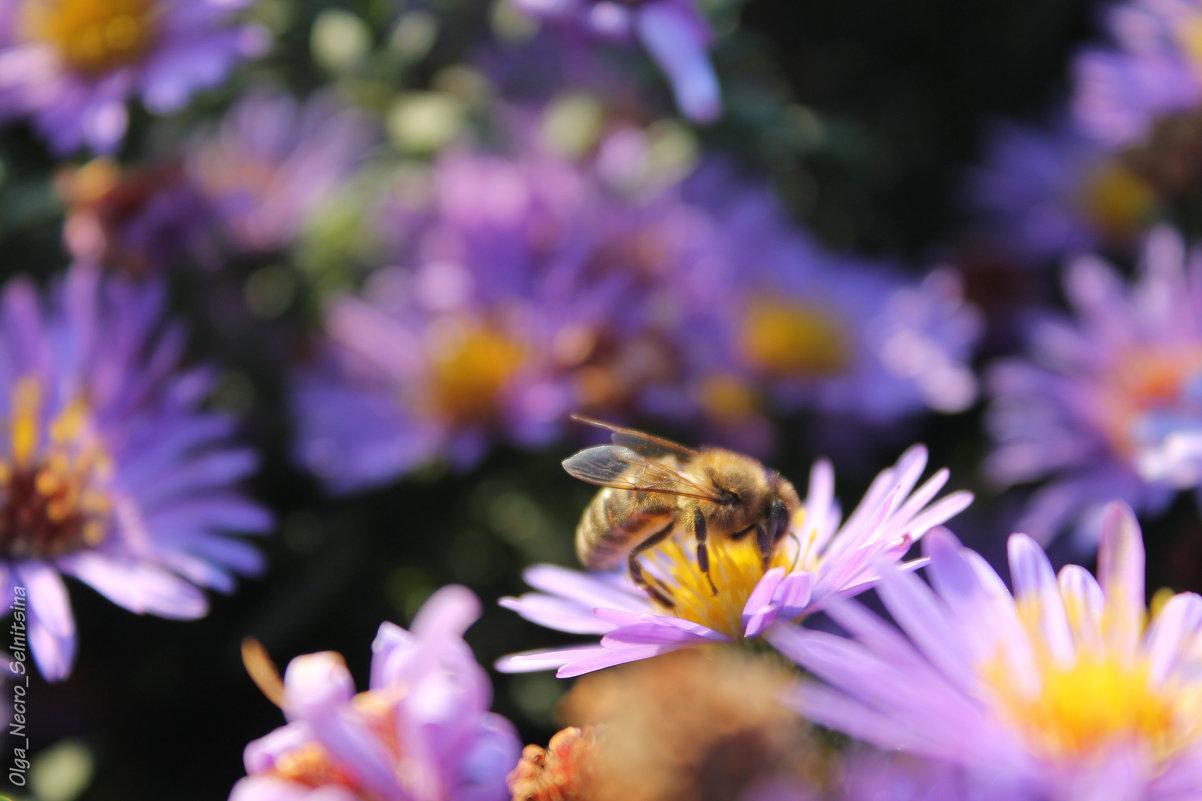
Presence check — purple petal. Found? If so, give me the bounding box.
[635,1,721,123]
[14,561,76,680]
[58,552,208,618]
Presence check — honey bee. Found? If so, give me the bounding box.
[564,416,801,607]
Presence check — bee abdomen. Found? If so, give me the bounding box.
[576,489,672,570]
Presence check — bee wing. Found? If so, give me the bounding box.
[569,415,698,460]
[563,445,723,501]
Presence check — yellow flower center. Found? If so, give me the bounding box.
[740,297,848,378]
[425,322,528,425]
[21,0,156,75]
[266,687,405,799]
[698,374,759,422]
[642,534,794,637]
[1097,345,1202,458]
[987,654,1198,762]
[0,377,113,559]
[1077,160,1156,242]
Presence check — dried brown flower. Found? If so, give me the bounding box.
[509,726,599,801]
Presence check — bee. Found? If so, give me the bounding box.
[563,416,801,607]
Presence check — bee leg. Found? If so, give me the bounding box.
[692,507,717,595]
[755,523,772,571]
[629,522,677,609]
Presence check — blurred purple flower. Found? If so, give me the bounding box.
[291,139,715,491]
[495,445,970,678]
[0,264,270,680]
[510,0,720,122]
[230,585,520,801]
[294,128,982,491]
[684,166,981,429]
[967,119,1159,262]
[771,502,1202,801]
[0,0,267,154]
[987,227,1202,543]
[1072,0,1202,147]
[186,88,376,256]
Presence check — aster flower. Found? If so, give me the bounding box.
[771,502,1202,801]
[186,88,376,257]
[0,0,267,154]
[510,0,720,123]
[967,119,1159,263]
[0,264,270,680]
[987,227,1202,542]
[292,137,721,492]
[293,130,982,491]
[682,165,980,429]
[230,585,520,801]
[1072,0,1202,148]
[495,445,970,678]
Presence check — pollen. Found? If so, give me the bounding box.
[425,321,528,425]
[0,377,114,559]
[739,297,848,378]
[1077,160,1156,243]
[643,534,792,638]
[988,654,1198,762]
[21,0,156,75]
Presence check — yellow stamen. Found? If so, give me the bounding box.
[0,377,113,557]
[644,535,793,638]
[241,638,286,709]
[1077,160,1156,242]
[425,322,527,424]
[698,374,759,422]
[21,0,156,75]
[989,655,1195,761]
[11,377,42,468]
[985,591,1202,765]
[740,297,849,378]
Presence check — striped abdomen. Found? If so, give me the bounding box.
[575,487,675,570]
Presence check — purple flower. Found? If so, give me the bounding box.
[230,585,520,801]
[0,264,270,680]
[682,165,980,428]
[1072,0,1202,147]
[495,445,970,678]
[987,227,1202,543]
[771,502,1202,801]
[292,126,981,492]
[186,88,376,256]
[291,139,713,491]
[0,0,267,154]
[510,0,720,122]
[967,119,1159,262]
